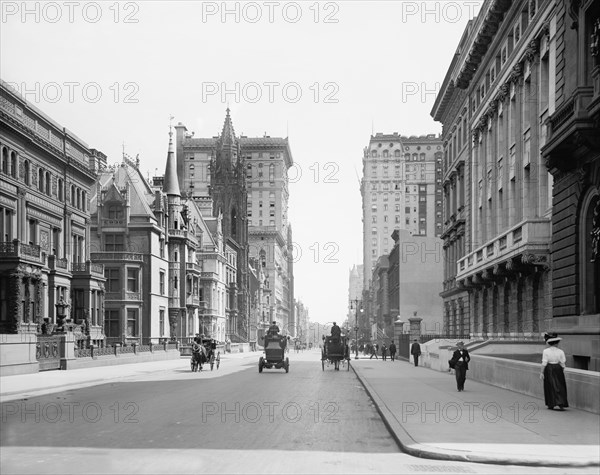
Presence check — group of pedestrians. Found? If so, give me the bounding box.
[407,333,568,406]
[363,342,397,360]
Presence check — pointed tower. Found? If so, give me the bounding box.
[210,109,249,341]
[165,126,185,339]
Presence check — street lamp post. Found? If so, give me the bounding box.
[350,299,362,360]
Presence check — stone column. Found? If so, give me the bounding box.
[408,316,422,341]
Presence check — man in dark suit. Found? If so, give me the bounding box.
[389,342,397,361]
[330,322,341,342]
[451,341,471,391]
[410,339,421,366]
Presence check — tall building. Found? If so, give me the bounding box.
[175,111,294,343]
[360,133,443,329]
[432,0,555,340]
[542,0,600,370]
[361,133,443,291]
[0,80,106,344]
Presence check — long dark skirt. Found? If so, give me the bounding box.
[543,363,569,409]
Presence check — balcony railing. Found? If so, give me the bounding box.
[91,252,145,263]
[0,240,43,263]
[186,262,201,273]
[71,260,104,276]
[457,218,551,280]
[101,218,125,227]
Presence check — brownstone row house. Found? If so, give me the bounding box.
[432,0,599,370]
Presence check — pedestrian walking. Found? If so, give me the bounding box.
[369,343,378,359]
[450,341,470,391]
[381,344,387,361]
[389,342,396,361]
[410,339,421,367]
[540,332,569,411]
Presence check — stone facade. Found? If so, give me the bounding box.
[432,0,557,341]
[0,80,106,344]
[542,0,600,370]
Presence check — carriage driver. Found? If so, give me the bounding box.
[331,322,342,342]
[268,321,280,335]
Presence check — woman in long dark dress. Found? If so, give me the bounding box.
[540,332,569,411]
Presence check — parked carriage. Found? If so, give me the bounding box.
[259,333,289,373]
[321,335,350,371]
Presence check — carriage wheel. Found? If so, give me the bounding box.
[210,355,214,371]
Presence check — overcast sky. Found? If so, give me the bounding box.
[1,0,482,324]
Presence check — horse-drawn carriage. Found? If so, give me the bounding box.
[191,338,221,372]
[321,335,350,371]
[259,333,289,373]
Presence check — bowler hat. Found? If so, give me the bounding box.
[544,332,562,344]
[456,341,465,347]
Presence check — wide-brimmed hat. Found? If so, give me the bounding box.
[456,341,465,347]
[544,332,562,344]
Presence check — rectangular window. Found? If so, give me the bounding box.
[104,268,120,292]
[160,271,165,295]
[105,234,124,252]
[127,309,138,337]
[127,268,139,292]
[104,309,120,337]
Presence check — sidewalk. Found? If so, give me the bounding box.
[0,351,258,402]
[351,357,600,468]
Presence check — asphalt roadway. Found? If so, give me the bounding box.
[0,349,598,474]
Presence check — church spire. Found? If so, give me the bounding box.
[163,123,180,197]
[220,107,237,147]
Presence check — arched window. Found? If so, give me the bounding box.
[38,168,44,192]
[10,151,17,178]
[394,150,401,157]
[45,171,51,195]
[371,150,377,158]
[580,188,600,314]
[76,188,81,209]
[1,147,7,174]
[24,160,30,185]
[81,191,86,212]
[383,150,389,158]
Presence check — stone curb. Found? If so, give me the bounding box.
[350,362,599,468]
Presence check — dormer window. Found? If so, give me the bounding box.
[108,205,123,219]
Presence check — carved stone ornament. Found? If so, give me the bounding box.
[592,18,600,59]
[510,63,524,83]
[591,195,600,263]
[524,40,539,62]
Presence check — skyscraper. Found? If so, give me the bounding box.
[361,133,443,290]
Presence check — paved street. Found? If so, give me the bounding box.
[1,350,598,474]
